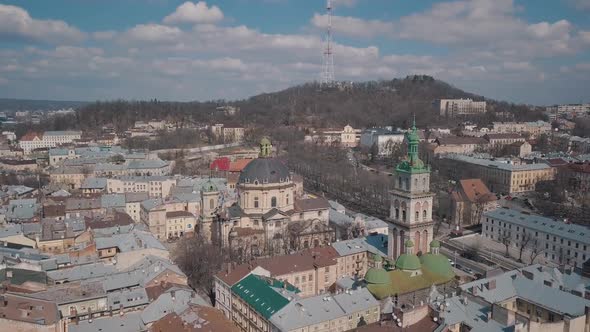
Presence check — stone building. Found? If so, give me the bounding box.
[219,138,334,256]
[388,120,435,258]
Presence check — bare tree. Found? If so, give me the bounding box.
[500,229,511,258]
[528,239,544,264]
[518,230,533,263]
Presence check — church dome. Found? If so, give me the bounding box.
[238,158,290,185]
[430,240,441,248]
[202,179,218,192]
[395,253,421,271]
[365,267,389,285]
[420,254,453,278]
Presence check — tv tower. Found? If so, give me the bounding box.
[321,0,335,87]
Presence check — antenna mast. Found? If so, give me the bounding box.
[321,0,335,87]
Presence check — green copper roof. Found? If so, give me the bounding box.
[404,239,414,248]
[420,254,454,279]
[395,253,421,271]
[430,240,441,248]
[395,116,429,174]
[202,179,218,192]
[372,253,383,262]
[366,268,454,300]
[231,274,294,319]
[365,267,390,285]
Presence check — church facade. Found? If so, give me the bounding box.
[388,121,435,259]
[210,138,334,258]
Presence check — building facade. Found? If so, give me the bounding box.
[437,99,487,117]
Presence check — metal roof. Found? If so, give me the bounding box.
[484,208,590,244]
[231,274,292,319]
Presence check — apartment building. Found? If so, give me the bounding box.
[19,131,82,154]
[439,154,555,194]
[212,124,245,143]
[229,273,379,332]
[359,128,405,156]
[425,136,488,161]
[165,210,196,238]
[492,121,552,137]
[437,99,487,117]
[106,175,177,197]
[483,133,526,146]
[482,208,590,267]
[546,103,590,118]
[304,125,362,147]
[140,198,195,239]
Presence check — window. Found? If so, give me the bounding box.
[398,177,402,188]
[414,178,418,187]
[415,211,419,222]
[209,198,214,210]
[254,197,259,208]
[271,196,277,208]
[395,208,399,219]
[286,194,289,205]
[402,210,407,222]
[318,211,323,217]
[423,210,427,220]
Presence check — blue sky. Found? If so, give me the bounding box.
[0,0,589,104]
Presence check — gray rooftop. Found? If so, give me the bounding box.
[444,154,551,172]
[69,311,144,332]
[80,177,107,189]
[270,287,378,331]
[140,288,208,325]
[484,208,590,244]
[332,234,388,257]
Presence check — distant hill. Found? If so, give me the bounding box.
[0,98,88,112]
[28,76,545,135]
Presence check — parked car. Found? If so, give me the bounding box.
[462,267,474,275]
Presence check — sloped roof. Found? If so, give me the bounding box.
[231,274,292,319]
[457,178,497,203]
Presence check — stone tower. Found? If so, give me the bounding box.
[199,179,219,242]
[388,119,435,259]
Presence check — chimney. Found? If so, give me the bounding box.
[488,280,496,290]
[171,290,176,300]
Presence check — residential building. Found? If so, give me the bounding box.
[141,198,194,239]
[450,179,497,228]
[0,293,65,332]
[0,158,37,172]
[546,103,590,118]
[106,176,177,197]
[506,141,532,157]
[425,136,488,161]
[359,128,405,156]
[484,133,526,146]
[436,98,487,117]
[448,265,590,332]
[165,211,196,238]
[481,208,590,267]
[492,121,552,137]
[49,167,87,190]
[304,125,362,147]
[212,124,245,143]
[19,131,82,154]
[438,154,555,194]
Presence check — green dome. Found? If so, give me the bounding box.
[420,254,453,278]
[372,253,383,262]
[395,254,421,271]
[430,240,441,248]
[365,267,389,285]
[404,239,414,248]
[202,180,218,192]
[260,137,272,146]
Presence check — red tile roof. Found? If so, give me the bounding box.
[20,132,42,141]
[228,159,252,172]
[457,179,496,203]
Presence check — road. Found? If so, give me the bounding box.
[440,247,490,275]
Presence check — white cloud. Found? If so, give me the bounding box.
[163,1,224,25]
[124,24,183,43]
[0,4,85,43]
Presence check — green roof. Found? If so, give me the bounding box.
[395,254,421,271]
[430,240,441,248]
[231,274,294,319]
[202,180,218,192]
[404,239,414,248]
[420,254,454,279]
[0,268,47,285]
[365,267,389,285]
[366,268,454,300]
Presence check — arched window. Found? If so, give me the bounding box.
[414,178,418,188]
[423,210,427,220]
[402,210,407,222]
[395,208,399,220]
[254,197,259,208]
[209,198,214,210]
[271,196,277,208]
[286,194,289,205]
[415,211,419,222]
[398,177,402,188]
[405,178,410,190]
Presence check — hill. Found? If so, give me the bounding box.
[22,76,546,136]
[0,98,88,111]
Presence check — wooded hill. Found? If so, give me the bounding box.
[10,76,545,137]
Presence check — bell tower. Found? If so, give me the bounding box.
[199,179,219,242]
[388,118,435,259]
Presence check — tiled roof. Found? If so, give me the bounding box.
[457,179,496,203]
[294,197,330,211]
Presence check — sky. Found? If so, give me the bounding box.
[0,0,589,105]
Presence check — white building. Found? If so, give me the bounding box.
[546,104,590,118]
[19,131,82,154]
[360,128,405,156]
[106,176,177,198]
[437,99,487,117]
[482,208,590,268]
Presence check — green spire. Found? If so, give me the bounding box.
[395,117,428,173]
[259,137,272,158]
